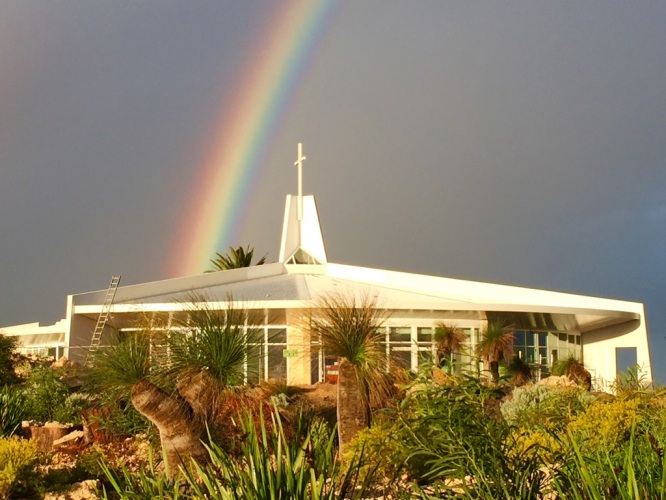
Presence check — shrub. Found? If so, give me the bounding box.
[23,366,82,424]
[0,436,39,499]
[342,417,406,487]
[87,400,154,440]
[501,384,594,432]
[0,386,25,437]
[567,397,642,453]
[0,336,19,387]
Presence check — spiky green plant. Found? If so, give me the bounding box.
[166,304,260,388]
[100,405,379,499]
[0,385,25,437]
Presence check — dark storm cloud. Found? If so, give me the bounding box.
[1,2,665,379]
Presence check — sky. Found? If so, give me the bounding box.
[1,2,665,380]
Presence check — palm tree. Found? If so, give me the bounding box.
[507,355,532,386]
[309,293,392,454]
[433,323,466,373]
[87,300,258,474]
[206,245,267,273]
[476,319,515,383]
[552,355,591,390]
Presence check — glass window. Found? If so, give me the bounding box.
[246,343,263,384]
[538,332,548,347]
[515,331,525,346]
[539,348,547,365]
[267,345,287,380]
[527,333,535,347]
[390,327,411,342]
[417,327,432,342]
[268,328,287,344]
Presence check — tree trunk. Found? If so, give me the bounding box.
[337,358,370,455]
[489,360,500,383]
[131,379,208,475]
[176,369,221,422]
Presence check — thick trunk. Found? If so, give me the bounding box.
[337,358,370,455]
[176,369,221,422]
[131,379,208,475]
[489,360,500,383]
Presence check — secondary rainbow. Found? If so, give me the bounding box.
[168,1,337,277]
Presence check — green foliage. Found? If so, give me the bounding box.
[0,386,25,437]
[167,302,260,388]
[552,423,666,499]
[567,398,642,453]
[342,417,406,488]
[89,399,154,440]
[206,245,267,273]
[23,365,82,423]
[396,375,550,497]
[100,405,378,499]
[87,333,153,397]
[500,384,594,431]
[0,436,39,499]
[0,335,19,387]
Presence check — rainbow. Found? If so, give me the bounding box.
[167,1,337,277]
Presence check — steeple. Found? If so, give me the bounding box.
[278,144,327,264]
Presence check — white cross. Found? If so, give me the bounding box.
[294,143,306,220]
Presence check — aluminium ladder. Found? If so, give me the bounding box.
[85,275,121,363]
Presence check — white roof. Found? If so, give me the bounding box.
[69,261,641,332]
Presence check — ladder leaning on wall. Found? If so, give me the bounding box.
[85,275,121,364]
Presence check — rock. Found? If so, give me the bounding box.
[24,423,73,453]
[537,375,578,388]
[44,479,100,500]
[53,430,85,449]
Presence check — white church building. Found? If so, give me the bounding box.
[1,147,653,390]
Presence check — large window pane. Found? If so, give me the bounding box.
[417,327,432,342]
[390,327,411,342]
[267,345,287,380]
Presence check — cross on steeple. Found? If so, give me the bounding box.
[294,143,306,220]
